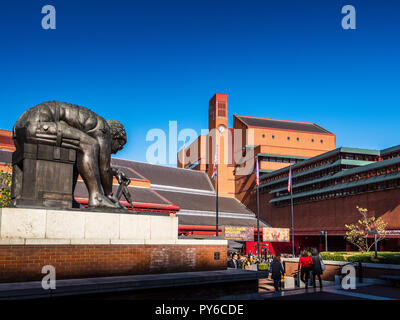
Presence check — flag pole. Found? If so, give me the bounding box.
[257,180,260,258]
[256,157,260,259]
[216,147,219,237]
[290,166,295,256]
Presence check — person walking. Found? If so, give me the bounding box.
[311,247,324,288]
[298,249,313,289]
[270,255,285,292]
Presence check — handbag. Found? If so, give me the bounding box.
[319,253,326,271]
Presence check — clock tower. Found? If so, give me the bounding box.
[208,93,228,134]
[207,93,235,196]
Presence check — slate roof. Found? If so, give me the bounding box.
[177,214,269,228]
[156,190,252,214]
[111,164,146,180]
[0,150,12,163]
[74,181,171,205]
[236,115,332,134]
[112,158,213,191]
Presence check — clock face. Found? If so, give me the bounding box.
[218,125,225,133]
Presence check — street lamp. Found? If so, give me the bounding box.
[320,231,328,252]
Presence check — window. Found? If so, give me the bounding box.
[262,134,265,138]
[320,139,323,143]
[297,137,299,141]
[311,139,314,142]
[272,135,275,139]
[287,137,290,140]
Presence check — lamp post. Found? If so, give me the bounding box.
[320,231,328,252]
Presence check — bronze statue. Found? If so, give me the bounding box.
[13,101,128,209]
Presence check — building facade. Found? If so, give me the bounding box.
[257,146,400,252]
[177,93,400,252]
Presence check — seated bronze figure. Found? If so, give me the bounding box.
[13,101,128,209]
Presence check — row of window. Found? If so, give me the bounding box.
[261,157,302,164]
[261,134,324,144]
[263,153,380,186]
[272,164,400,198]
[273,179,400,207]
[383,152,400,160]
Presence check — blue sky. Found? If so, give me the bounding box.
[0,0,399,164]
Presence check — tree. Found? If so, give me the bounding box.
[345,206,387,252]
[0,166,12,208]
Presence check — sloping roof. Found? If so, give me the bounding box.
[74,181,171,205]
[156,190,253,214]
[0,150,12,163]
[235,115,332,134]
[0,130,13,145]
[177,214,269,228]
[381,145,400,156]
[112,158,213,191]
[111,164,147,180]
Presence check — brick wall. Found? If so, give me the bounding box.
[0,244,227,283]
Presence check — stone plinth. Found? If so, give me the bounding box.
[0,208,178,241]
[0,208,228,282]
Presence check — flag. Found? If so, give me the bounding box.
[255,158,260,186]
[288,166,292,193]
[211,151,218,180]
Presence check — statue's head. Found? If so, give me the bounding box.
[107,120,127,154]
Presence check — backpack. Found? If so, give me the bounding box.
[319,253,326,271]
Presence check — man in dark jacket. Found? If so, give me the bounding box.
[270,255,285,291]
[228,252,239,269]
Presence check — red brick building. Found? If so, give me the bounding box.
[178,93,400,252]
[257,146,400,252]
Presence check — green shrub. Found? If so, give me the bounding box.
[321,252,400,265]
[320,252,346,261]
[347,254,371,263]
[257,263,269,271]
